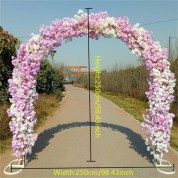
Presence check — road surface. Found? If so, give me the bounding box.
[1,85,178,178]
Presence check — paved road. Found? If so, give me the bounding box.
[1,85,178,178]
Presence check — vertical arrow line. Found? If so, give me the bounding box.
[85,8,95,163]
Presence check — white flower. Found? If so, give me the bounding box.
[100,17,117,28]
[20,125,26,132]
[152,68,160,77]
[168,119,173,127]
[147,146,150,151]
[74,14,78,18]
[153,41,161,50]
[18,133,24,138]
[16,113,24,120]
[131,48,141,57]
[13,77,21,85]
[32,44,40,51]
[134,26,145,35]
[137,36,142,43]
[31,34,40,42]
[140,41,147,48]
[134,23,140,27]
[63,21,70,27]
[77,9,84,15]
[74,9,87,18]
[154,154,160,160]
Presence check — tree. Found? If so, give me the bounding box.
[53,68,64,91]
[36,59,55,93]
[0,26,19,103]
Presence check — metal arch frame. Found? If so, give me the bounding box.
[3,8,176,176]
[4,155,28,175]
[154,156,175,174]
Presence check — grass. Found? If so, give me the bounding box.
[73,82,86,88]
[0,104,12,153]
[170,123,178,151]
[0,91,64,154]
[101,92,148,122]
[34,93,62,129]
[100,91,178,152]
[0,104,11,140]
[0,138,12,153]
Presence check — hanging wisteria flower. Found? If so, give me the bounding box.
[8,10,175,161]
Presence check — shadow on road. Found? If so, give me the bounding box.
[29,121,153,164]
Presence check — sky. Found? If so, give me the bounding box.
[0,0,177,71]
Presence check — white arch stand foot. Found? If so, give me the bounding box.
[154,159,175,174]
[4,154,28,175]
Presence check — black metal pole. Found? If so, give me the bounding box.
[85,8,95,162]
[169,36,174,61]
[169,36,171,61]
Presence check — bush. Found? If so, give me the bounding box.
[36,60,65,93]
[55,90,64,101]
[100,66,148,101]
[53,69,65,92]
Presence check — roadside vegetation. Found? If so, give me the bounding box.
[76,52,178,151]
[0,27,64,153]
[100,92,178,152]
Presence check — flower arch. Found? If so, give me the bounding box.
[8,10,176,162]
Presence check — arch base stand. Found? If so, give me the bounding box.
[154,159,175,175]
[4,155,28,175]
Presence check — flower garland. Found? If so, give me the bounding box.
[8,10,175,160]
